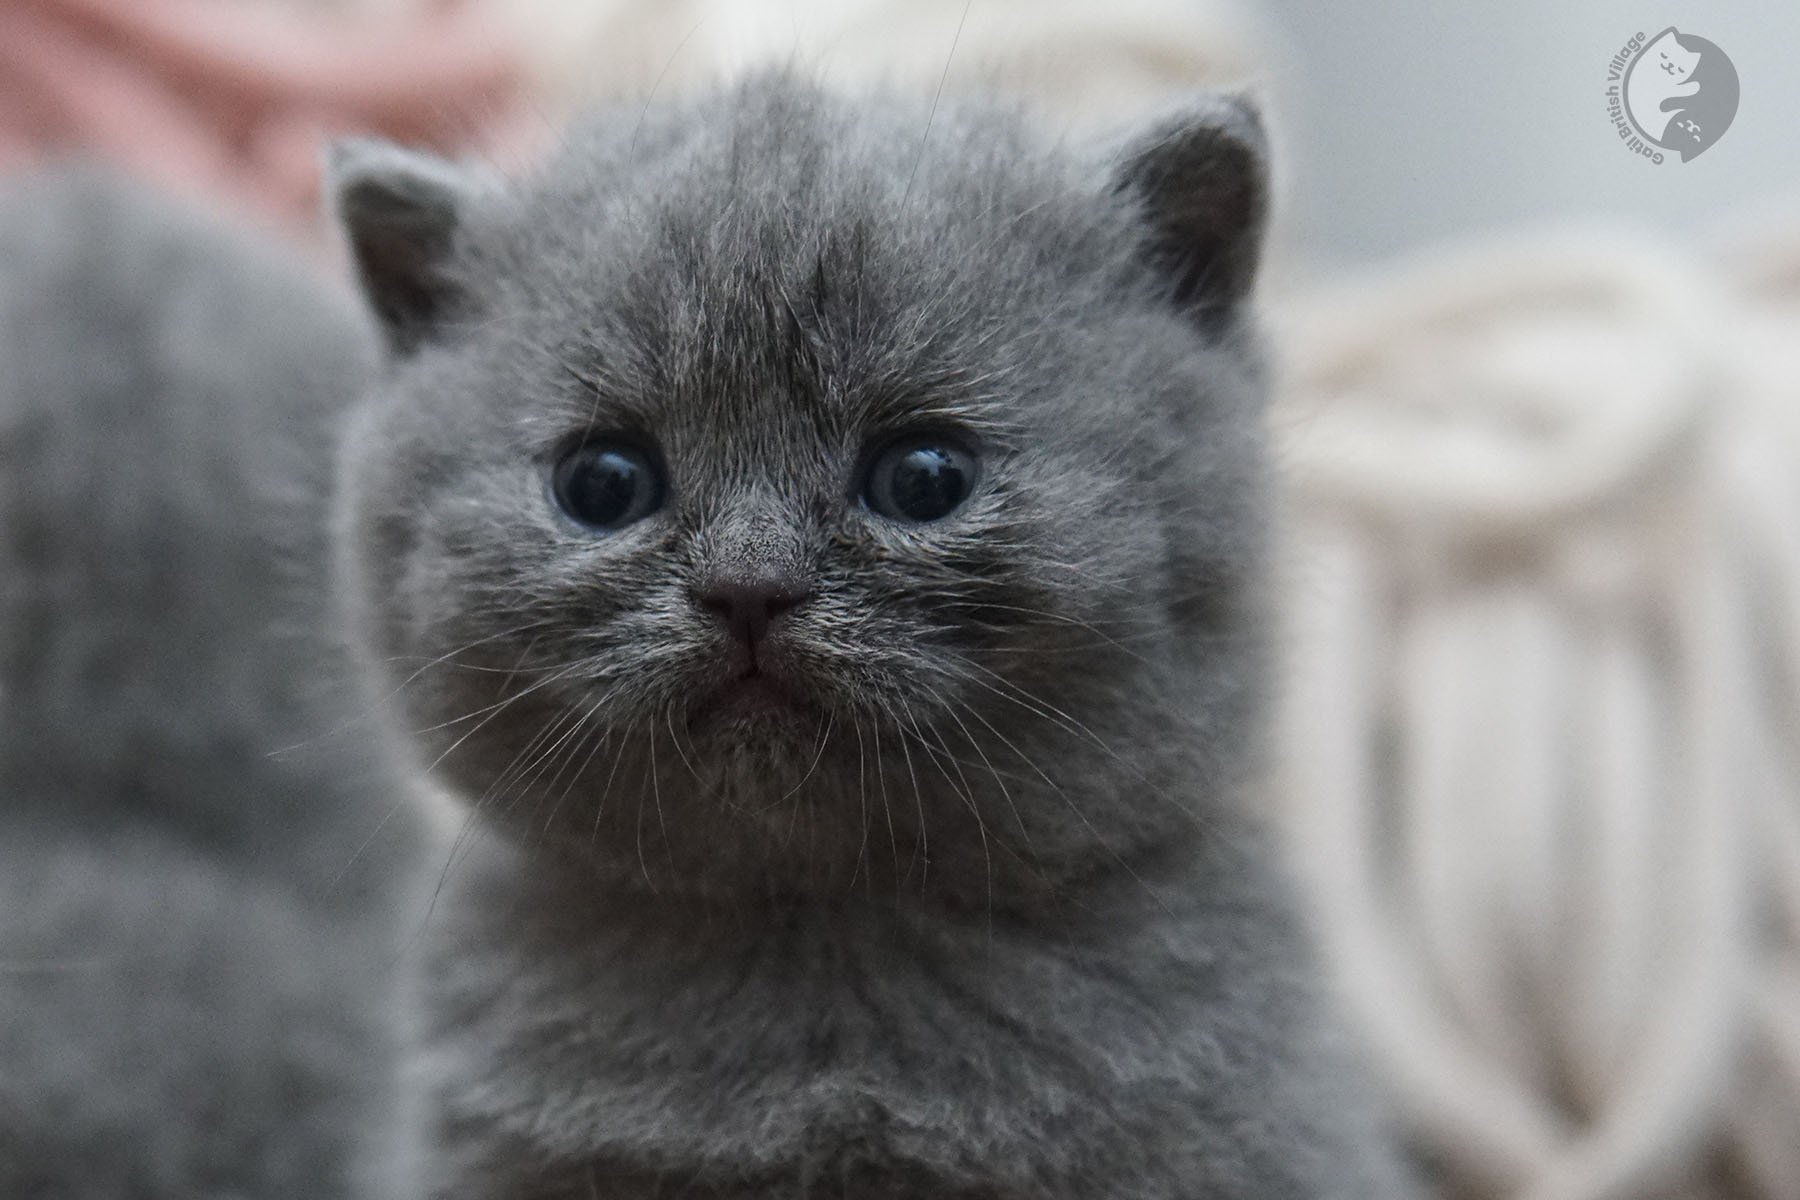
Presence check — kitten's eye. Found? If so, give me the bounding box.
[551,439,665,531]
[861,434,978,523]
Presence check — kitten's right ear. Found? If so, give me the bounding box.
[328,140,483,355]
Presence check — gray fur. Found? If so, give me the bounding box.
[333,74,1417,1198]
[0,169,422,1198]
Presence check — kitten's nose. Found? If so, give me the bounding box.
[693,576,810,647]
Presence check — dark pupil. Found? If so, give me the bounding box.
[891,447,965,520]
[560,449,641,527]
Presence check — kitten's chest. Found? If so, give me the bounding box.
[417,846,1171,1197]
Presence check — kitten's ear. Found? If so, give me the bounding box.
[328,139,485,355]
[1110,94,1270,327]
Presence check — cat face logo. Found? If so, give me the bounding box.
[1613,27,1739,162]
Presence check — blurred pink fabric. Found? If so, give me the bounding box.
[0,0,530,237]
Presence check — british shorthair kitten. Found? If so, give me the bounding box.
[332,74,1414,1199]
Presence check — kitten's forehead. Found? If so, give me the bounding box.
[529,77,1104,268]
[474,81,1131,444]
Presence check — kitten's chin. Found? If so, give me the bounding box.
[685,670,825,745]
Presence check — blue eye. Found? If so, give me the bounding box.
[862,434,978,523]
[551,439,665,531]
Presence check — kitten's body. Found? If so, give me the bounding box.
[423,828,1397,1198]
[332,77,1415,1198]
[0,170,420,1198]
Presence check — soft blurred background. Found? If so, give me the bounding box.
[1263,0,1800,266]
[4,2,1798,1199]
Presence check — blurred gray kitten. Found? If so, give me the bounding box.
[332,75,1416,1198]
[0,170,421,1198]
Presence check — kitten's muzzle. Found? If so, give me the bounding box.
[690,575,812,650]
[685,572,820,727]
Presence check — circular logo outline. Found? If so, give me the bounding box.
[1619,26,1739,162]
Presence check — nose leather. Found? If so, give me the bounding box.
[693,576,810,646]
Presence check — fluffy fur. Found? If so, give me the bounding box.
[0,169,421,1198]
[333,75,1416,1198]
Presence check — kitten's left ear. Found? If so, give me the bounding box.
[328,139,488,355]
[1110,94,1270,325]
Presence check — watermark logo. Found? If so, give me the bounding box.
[1605,27,1739,163]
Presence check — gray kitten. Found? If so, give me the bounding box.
[0,169,420,1198]
[333,75,1414,1198]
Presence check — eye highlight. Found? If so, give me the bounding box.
[550,438,665,531]
[861,433,978,523]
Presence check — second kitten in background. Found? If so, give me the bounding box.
[0,170,422,1199]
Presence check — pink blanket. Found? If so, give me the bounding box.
[0,0,527,235]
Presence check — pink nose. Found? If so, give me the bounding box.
[692,577,810,646]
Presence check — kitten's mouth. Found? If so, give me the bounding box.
[689,668,816,729]
[717,672,794,712]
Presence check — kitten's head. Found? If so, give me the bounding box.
[1646,29,1701,82]
[331,75,1271,907]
